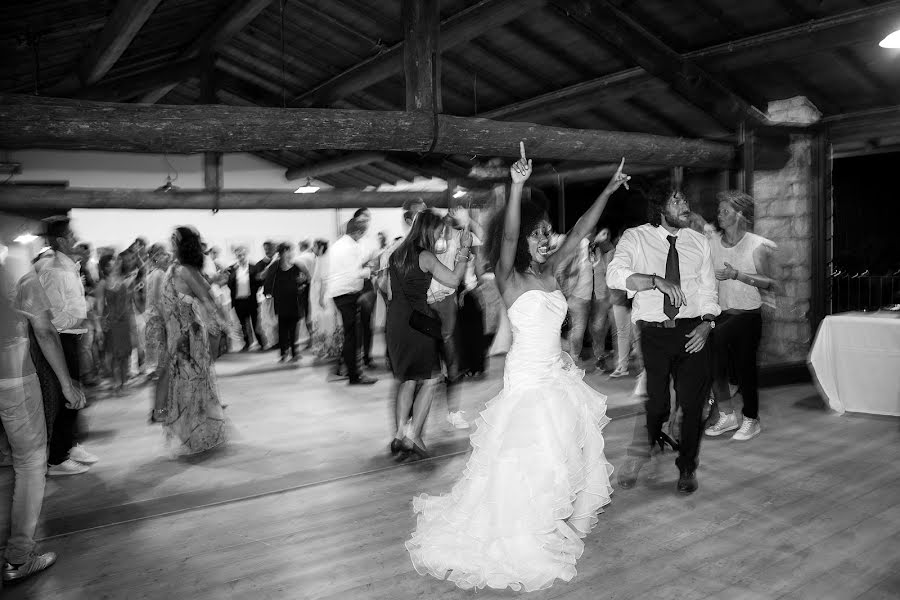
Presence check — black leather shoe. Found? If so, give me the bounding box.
[349,375,377,385]
[617,456,646,489]
[677,469,698,494]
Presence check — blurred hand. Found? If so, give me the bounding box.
[604,158,630,193]
[61,381,86,410]
[715,261,738,281]
[655,277,686,308]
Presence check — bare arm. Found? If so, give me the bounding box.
[420,248,470,289]
[497,142,532,284]
[546,158,630,273]
[716,243,778,291]
[182,266,228,322]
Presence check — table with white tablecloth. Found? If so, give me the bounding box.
[808,312,900,416]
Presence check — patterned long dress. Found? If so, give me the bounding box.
[159,266,227,455]
[309,255,343,359]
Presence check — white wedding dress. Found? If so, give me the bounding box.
[406,289,614,592]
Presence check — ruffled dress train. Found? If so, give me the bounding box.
[406,289,614,592]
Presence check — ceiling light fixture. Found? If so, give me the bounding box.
[295,177,320,194]
[879,29,900,48]
[14,233,38,244]
[452,186,468,199]
[155,175,179,193]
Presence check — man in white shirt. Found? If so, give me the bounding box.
[319,217,378,385]
[227,246,266,351]
[33,217,98,476]
[427,209,483,429]
[607,187,720,494]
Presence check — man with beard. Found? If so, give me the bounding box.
[606,186,720,494]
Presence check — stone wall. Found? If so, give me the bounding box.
[753,134,816,365]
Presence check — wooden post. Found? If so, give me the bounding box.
[403,0,441,113]
[738,122,755,195]
[200,55,223,195]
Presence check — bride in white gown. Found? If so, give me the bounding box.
[406,144,631,592]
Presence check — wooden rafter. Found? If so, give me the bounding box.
[292,0,548,108]
[45,0,164,95]
[480,1,900,123]
[560,1,768,129]
[138,0,274,104]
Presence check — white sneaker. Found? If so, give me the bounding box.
[732,417,761,441]
[705,411,739,436]
[47,459,90,476]
[2,551,57,582]
[446,411,470,429]
[632,370,647,396]
[609,367,629,379]
[68,444,98,464]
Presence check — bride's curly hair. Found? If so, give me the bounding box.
[485,194,549,274]
[172,226,204,269]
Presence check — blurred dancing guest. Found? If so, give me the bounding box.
[226,245,265,352]
[589,227,615,370]
[320,218,377,385]
[558,231,594,364]
[310,240,344,363]
[704,191,777,441]
[144,244,170,378]
[426,210,483,429]
[33,217,98,475]
[296,240,317,347]
[607,186,720,494]
[1,253,85,582]
[98,253,137,395]
[265,243,308,362]
[388,210,472,460]
[407,145,627,591]
[153,227,229,455]
[255,240,278,349]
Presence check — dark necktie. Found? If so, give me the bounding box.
[664,235,680,319]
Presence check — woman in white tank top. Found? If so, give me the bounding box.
[704,191,778,442]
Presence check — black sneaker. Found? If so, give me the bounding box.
[348,375,377,385]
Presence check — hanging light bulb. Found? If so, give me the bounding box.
[155,175,179,193]
[879,29,900,48]
[294,177,320,194]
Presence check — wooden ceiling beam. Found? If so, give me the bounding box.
[46,0,164,95]
[561,1,768,129]
[73,56,207,102]
[138,0,274,104]
[0,186,490,210]
[0,94,735,168]
[481,1,900,124]
[292,0,548,107]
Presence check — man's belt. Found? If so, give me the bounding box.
[637,318,700,329]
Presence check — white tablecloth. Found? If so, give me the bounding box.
[808,312,900,416]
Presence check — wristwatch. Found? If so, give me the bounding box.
[702,315,716,329]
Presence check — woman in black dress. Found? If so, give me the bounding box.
[387,209,472,460]
[265,243,308,362]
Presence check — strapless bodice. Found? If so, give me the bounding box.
[504,289,572,388]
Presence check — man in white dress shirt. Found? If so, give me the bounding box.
[33,217,98,476]
[607,187,720,494]
[319,217,378,385]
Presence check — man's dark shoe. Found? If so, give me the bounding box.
[617,456,646,489]
[349,375,377,385]
[677,469,698,494]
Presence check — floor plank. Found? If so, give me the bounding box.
[1,348,898,600]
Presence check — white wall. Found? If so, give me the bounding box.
[7,150,419,262]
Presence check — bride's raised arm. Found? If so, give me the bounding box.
[545,158,630,273]
[496,141,532,283]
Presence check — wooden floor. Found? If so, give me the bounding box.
[1,344,898,599]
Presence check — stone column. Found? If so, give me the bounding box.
[753,97,821,366]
